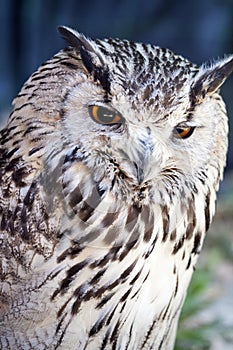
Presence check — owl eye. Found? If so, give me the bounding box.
[174,126,195,139]
[88,105,125,125]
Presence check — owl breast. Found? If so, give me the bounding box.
[0,140,207,349]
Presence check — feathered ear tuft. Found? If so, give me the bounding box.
[58,26,98,55]
[191,55,233,102]
[58,26,111,93]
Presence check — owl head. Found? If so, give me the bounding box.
[57,26,233,207]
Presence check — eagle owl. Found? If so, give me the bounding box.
[0,26,233,350]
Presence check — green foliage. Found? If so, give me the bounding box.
[175,185,233,350]
[175,267,217,350]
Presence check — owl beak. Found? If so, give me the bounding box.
[134,161,145,184]
[135,131,155,184]
[135,148,154,184]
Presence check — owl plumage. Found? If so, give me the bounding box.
[0,26,233,349]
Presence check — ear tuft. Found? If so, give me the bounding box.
[58,26,111,94]
[58,26,96,54]
[191,55,233,102]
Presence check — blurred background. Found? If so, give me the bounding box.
[0,0,232,349]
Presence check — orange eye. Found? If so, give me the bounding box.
[174,126,195,139]
[89,105,125,125]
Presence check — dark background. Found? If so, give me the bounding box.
[0,0,233,169]
[0,2,232,347]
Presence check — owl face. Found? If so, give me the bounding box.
[59,26,232,201]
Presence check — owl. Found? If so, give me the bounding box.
[0,26,233,350]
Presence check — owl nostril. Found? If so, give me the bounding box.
[139,139,154,153]
[139,136,155,154]
[146,126,151,135]
[138,127,154,153]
